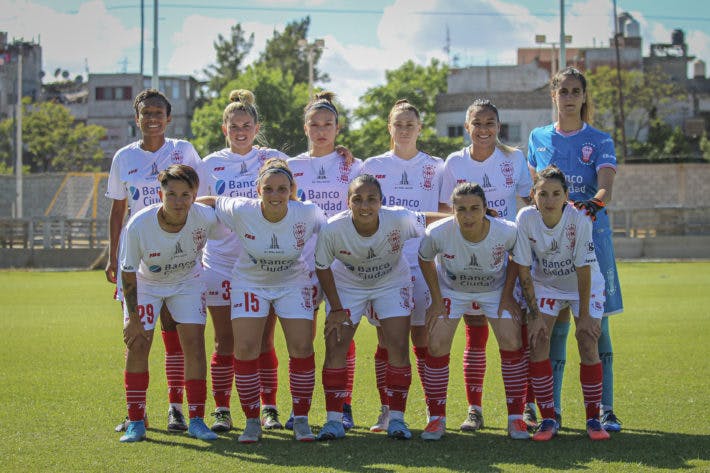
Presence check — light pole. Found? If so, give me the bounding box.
[298,38,325,98]
[535,34,572,78]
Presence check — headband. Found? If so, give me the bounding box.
[258,167,293,184]
[307,101,339,122]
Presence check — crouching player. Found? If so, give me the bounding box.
[119,165,218,442]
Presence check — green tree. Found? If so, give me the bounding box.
[202,24,254,97]
[191,64,311,157]
[587,66,686,160]
[0,99,105,173]
[339,59,458,159]
[256,17,328,86]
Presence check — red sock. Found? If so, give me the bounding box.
[345,340,356,404]
[289,354,315,417]
[186,379,207,419]
[125,371,149,421]
[211,353,234,409]
[463,324,488,407]
[374,345,389,405]
[529,359,555,420]
[580,362,603,421]
[161,330,184,404]
[234,357,260,419]
[322,367,347,413]
[500,348,527,416]
[521,325,536,404]
[424,353,449,418]
[413,345,428,396]
[258,349,279,407]
[386,365,412,413]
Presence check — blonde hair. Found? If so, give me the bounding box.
[388,99,421,150]
[257,158,298,201]
[304,91,339,124]
[222,89,265,148]
[464,99,517,156]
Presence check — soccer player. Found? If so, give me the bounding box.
[105,89,204,433]
[198,159,326,443]
[201,89,290,432]
[514,165,610,441]
[439,99,533,432]
[119,164,218,442]
[313,174,447,441]
[418,182,528,441]
[527,67,623,431]
[287,91,363,430]
[361,99,444,432]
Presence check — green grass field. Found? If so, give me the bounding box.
[1,262,709,472]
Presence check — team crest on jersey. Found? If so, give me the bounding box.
[366,248,377,259]
[467,254,480,268]
[293,222,306,249]
[174,241,184,255]
[491,244,505,268]
[150,162,159,176]
[580,143,595,165]
[300,287,314,311]
[564,224,576,250]
[399,287,412,310]
[399,171,410,186]
[169,150,184,164]
[257,150,269,167]
[240,162,248,175]
[317,165,327,180]
[338,160,351,183]
[482,174,492,188]
[268,234,280,250]
[421,165,436,190]
[193,228,207,251]
[500,161,514,188]
[549,239,560,253]
[387,229,402,253]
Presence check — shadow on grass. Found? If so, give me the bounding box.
[142,425,709,472]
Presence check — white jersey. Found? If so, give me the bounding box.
[106,138,204,217]
[513,203,604,298]
[201,147,289,272]
[315,206,425,289]
[362,151,444,267]
[419,215,517,293]
[121,202,218,285]
[440,147,532,221]
[214,197,326,287]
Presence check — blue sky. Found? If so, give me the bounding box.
[3,0,710,108]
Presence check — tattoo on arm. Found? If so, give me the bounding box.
[123,274,138,319]
[519,271,539,320]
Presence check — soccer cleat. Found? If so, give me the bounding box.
[261,407,283,430]
[420,417,446,441]
[188,417,218,440]
[460,408,484,432]
[316,420,346,441]
[508,418,531,440]
[119,420,146,443]
[284,410,295,430]
[342,403,355,431]
[210,410,233,432]
[238,418,263,444]
[167,407,188,432]
[532,418,559,442]
[387,418,412,440]
[370,405,390,432]
[523,404,538,432]
[292,417,316,442]
[600,410,622,432]
[587,419,611,441]
[115,414,149,432]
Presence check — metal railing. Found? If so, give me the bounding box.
[0,217,108,249]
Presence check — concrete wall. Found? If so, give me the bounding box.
[612,163,710,209]
[0,248,104,268]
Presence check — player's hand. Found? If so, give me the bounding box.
[498,293,523,326]
[324,308,353,342]
[425,298,448,333]
[573,198,605,221]
[105,259,117,283]
[335,145,354,166]
[527,316,548,352]
[123,319,149,349]
[575,315,601,341]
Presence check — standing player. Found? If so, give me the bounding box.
[287,91,363,430]
[361,99,444,432]
[439,99,533,432]
[201,89,290,432]
[314,174,447,441]
[105,89,204,433]
[418,182,528,441]
[198,159,326,443]
[527,67,623,431]
[119,164,217,442]
[513,165,610,441]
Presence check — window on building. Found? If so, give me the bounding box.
[95,86,132,101]
[500,123,521,142]
[448,125,464,138]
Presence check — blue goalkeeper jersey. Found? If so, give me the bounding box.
[527,123,617,228]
